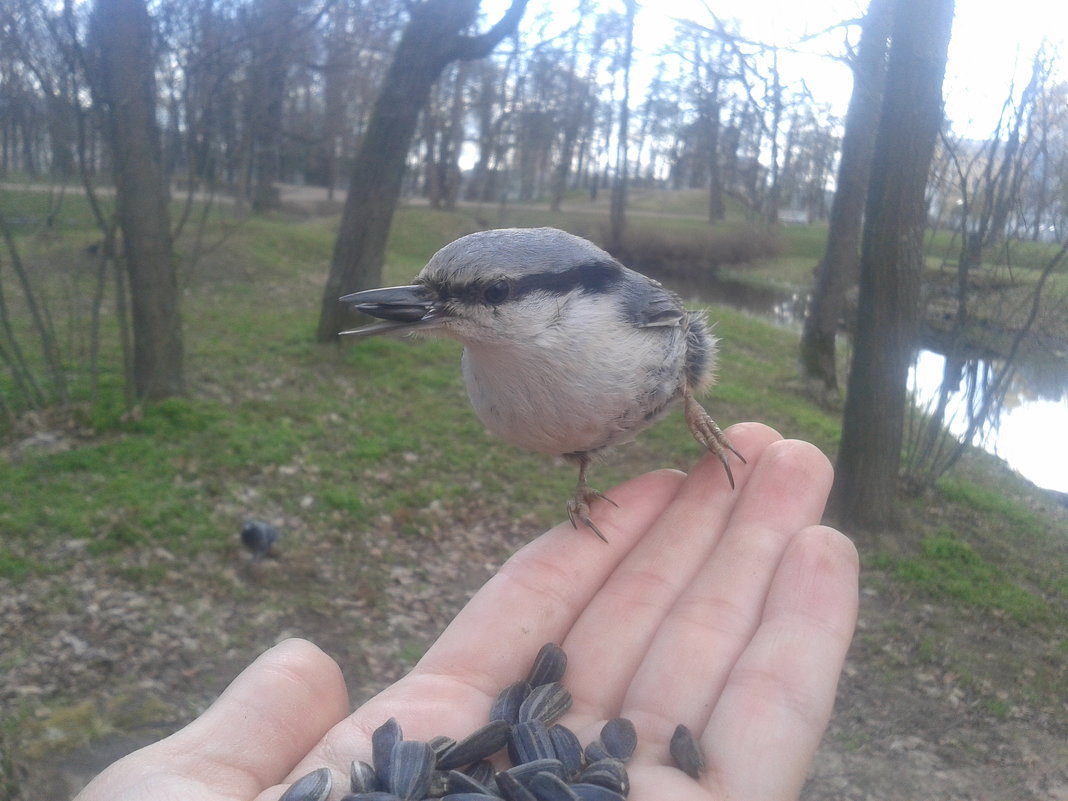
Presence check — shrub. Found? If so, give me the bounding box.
[598,223,782,279]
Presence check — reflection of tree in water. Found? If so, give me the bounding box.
[1011,355,1068,404]
[650,270,809,330]
[905,341,1068,490]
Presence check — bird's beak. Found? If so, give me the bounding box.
[339,285,442,337]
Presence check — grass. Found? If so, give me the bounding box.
[2,187,1068,801]
[871,526,1051,625]
[0,202,586,578]
[0,191,1061,562]
[2,189,1067,751]
[0,182,113,232]
[936,476,1049,540]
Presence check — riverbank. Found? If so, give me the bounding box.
[1,200,1066,799]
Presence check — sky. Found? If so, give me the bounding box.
[489,0,1068,138]
[626,0,1067,137]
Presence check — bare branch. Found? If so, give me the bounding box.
[451,0,530,62]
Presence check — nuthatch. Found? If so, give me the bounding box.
[340,227,743,540]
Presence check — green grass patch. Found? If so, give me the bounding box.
[706,305,841,448]
[0,183,111,232]
[0,548,35,580]
[386,207,483,273]
[871,526,1051,624]
[776,222,829,261]
[0,198,1062,613]
[936,477,1048,538]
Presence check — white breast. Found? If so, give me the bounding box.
[460,303,687,456]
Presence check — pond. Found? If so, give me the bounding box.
[909,349,1068,494]
[667,273,1068,496]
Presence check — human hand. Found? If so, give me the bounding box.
[74,423,858,801]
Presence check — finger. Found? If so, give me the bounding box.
[623,438,835,749]
[288,465,687,773]
[560,423,785,724]
[416,468,684,692]
[184,639,348,796]
[706,525,859,801]
[75,639,348,801]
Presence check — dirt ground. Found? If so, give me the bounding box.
[4,482,1067,801]
[4,187,1067,799]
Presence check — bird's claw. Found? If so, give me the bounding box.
[567,485,617,543]
[684,392,746,489]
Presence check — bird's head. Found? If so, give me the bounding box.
[340,228,629,346]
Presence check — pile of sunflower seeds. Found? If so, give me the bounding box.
[280,643,705,801]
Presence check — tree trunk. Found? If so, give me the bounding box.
[831,0,954,531]
[247,0,291,213]
[799,0,892,392]
[721,123,739,193]
[608,0,636,252]
[90,0,183,402]
[316,0,528,342]
[422,89,444,208]
[464,60,505,203]
[322,1,351,202]
[549,0,593,213]
[707,101,725,222]
[764,49,783,223]
[443,62,468,210]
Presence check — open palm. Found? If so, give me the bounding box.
[76,423,858,801]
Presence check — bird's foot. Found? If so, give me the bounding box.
[566,482,618,543]
[684,391,746,489]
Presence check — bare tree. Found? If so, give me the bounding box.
[831,0,954,531]
[464,58,510,203]
[607,0,635,251]
[316,0,528,343]
[549,0,595,211]
[670,23,737,220]
[0,205,67,413]
[88,0,184,402]
[778,103,839,220]
[0,1,79,179]
[799,0,893,393]
[319,1,353,201]
[421,63,470,209]
[903,55,1068,485]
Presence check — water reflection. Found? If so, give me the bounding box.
[663,272,808,329]
[909,350,1068,493]
[660,271,1068,495]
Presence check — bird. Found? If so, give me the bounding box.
[240,519,281,561]
[339,227,743,541]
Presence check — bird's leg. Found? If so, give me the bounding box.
[566,453,617,542]
[683,385,746,489]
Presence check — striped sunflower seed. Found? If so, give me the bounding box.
[518,682,572,726]
[280,767,332,801]
[526,643,567,687]
[387,739,435,800]
[599,718,636,762]
[437,719,511,770]
[669,723,705,779]
[350,759,377,793]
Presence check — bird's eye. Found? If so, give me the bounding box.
[483,279,511,305]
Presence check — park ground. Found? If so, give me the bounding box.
[1,188,1067,799]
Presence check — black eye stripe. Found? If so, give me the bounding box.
[428,259,623,305]
[512,260,622,298]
